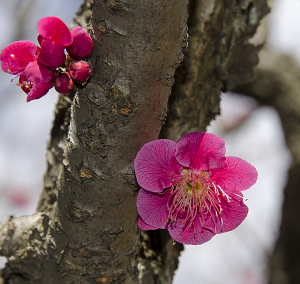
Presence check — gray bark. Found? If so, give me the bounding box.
[0,0,269,283]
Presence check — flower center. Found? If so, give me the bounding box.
[16,79,33,93]
[165,169,232,234]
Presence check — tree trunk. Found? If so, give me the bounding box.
[0,0,269,283]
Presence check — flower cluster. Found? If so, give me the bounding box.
[0,17,93,102]
[135,132,258,245]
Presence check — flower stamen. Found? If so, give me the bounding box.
[165,169,235,234]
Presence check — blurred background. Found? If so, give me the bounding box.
[0,0,297,283]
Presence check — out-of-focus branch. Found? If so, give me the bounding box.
[234,49,300,162]
[234,48,300,284]
[160,0,270,141]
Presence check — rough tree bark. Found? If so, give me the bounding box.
[0,0,268,283]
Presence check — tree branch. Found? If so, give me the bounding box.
[1,0,189,283]
[233,48,300,284]
[160,0,269,141]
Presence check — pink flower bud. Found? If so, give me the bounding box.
[70,61,91,83]
[66,26,93,60]
[54,72,74,94]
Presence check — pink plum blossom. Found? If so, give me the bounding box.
[66,26,93,60]
[0,41,55,102]
[135,132,258,245]
[70,61,91,83]
[0,16,93,102]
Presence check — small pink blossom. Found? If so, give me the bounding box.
[1,16,93,102]
[6,186,29,207]
[66,26,93,60]
[70,61,91,83]
[0,41,55,102]
[135,132,258,245]
[54,72,73,94]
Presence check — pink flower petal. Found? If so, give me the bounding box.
[168,214,215,245]
[138,216,158,231]
[134,139,182,193]
[210,156,258,192]
[136,188,170,229]
[37,39,66,68]
[176,132,226,171]
[66,26,93,60]
[200,189,248,234]
[24,61,55,84]
[37,35,46,46]
[27,81,53,102]
[0,41,36,75]
[37,16,72,46]
[217,191,248,233]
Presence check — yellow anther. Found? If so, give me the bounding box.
[10,54,15,58]
[195,181,201,191]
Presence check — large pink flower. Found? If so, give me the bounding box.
[135,132,258,245]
